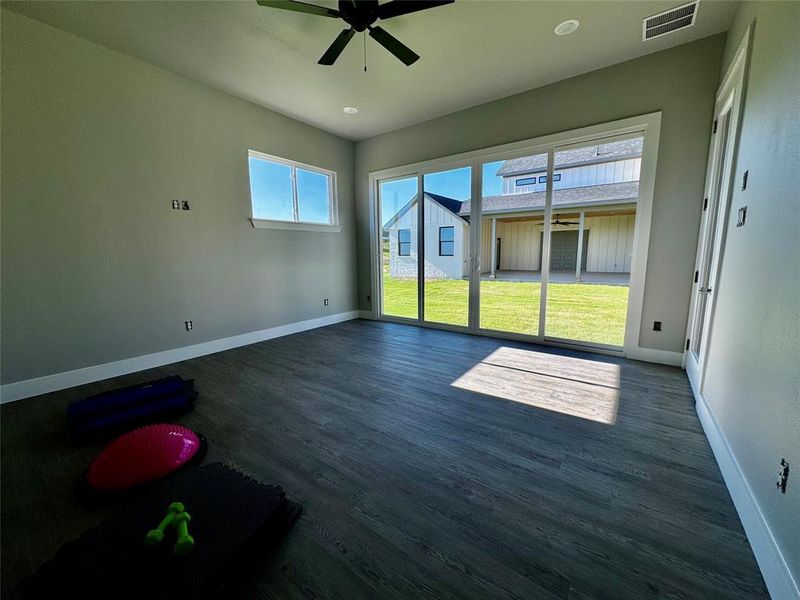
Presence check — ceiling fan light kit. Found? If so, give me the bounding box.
[257,0,454,67]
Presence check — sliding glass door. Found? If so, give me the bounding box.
[374,118,655,354]
[378,176,419,320]
[422,167,472,327]
[477,152,551,336]
[543,134,643,348]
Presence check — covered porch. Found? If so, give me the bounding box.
[480,270,630,285]
[480,204,637,284]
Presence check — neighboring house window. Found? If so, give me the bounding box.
[248,150,338,229]
[515,177,536,187]
[537,174,562,183]
[439,226,455,256]
[398,229,411,256]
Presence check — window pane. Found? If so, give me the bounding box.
[543,135,642,347]
[421,166,470,327]
[380,177,418,319]
[249,157,293,221]
[296,168,331,224]
[478,152,550,336]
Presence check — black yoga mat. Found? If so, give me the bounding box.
[18,463,302,600]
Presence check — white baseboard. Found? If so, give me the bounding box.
[0,310,361,404]
[694,389,799,600]
[626,346,684,366]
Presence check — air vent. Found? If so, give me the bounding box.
[643,1,699,41]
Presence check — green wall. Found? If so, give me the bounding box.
[0,9,357,384]
[354,35,726,354]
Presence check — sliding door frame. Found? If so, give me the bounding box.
[373,171,421,324]
[368,112,662,358]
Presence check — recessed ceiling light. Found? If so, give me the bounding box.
[342,106,358,114]
[554,20,580,36]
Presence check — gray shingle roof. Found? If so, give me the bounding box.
[387,181,640,224]
[496,138,643,177]
[459,181,640,216]
[425,191,466,216]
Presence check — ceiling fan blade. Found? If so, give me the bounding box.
[256,0,341,18]
[368,26,419,66]
[377,0,454,20]
[318,27,356,65]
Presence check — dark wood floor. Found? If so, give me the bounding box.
[1,320,768,599]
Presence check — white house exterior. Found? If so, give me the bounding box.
[386,192,469,280]
[385,137,642,281]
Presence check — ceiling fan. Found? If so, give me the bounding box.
[256,0,454,67]
[552,214,580,226]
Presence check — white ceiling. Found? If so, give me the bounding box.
[4,0,738,140]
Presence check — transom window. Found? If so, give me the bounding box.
[248,150,338,230]
[538,173,562,183]
[398,229,411,256]
[439,226,454,256]
[515,177,536,187]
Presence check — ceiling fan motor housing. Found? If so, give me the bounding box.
[339,0,380,31]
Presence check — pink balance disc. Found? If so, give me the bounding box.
[86,424,204,491]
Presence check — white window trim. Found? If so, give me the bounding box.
[248,149,341,233]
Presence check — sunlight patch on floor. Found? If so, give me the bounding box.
[451,347,621,424]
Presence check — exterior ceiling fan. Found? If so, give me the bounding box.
[256,0,454,66]
[552,214,580,226]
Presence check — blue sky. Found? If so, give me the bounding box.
[379,162,503,226]
[249,157,331,224]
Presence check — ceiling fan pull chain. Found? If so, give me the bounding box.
[363,31,367,72]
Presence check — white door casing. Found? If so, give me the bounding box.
[685,28,751,392]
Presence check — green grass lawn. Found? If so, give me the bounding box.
[382,277,628,346]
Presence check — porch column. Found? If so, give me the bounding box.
[575,211,585,282]
[490,217,497,279]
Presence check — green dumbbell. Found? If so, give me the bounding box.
[144,502,185,547]
[172,511,194,556]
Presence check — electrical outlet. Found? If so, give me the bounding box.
[184,320,193,331]
[323,298,329,307]
[172,200,181,210]
[181,201,191,211]
[741,169,748,191]
[777,459,789,494]
[653,321,662,332]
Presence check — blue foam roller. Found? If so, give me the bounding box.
[67,376,193,421]
[71,391,197,439]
